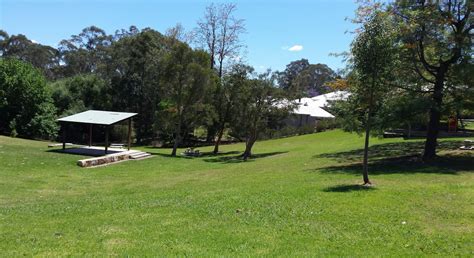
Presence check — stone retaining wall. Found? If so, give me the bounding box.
[77,153,130,167]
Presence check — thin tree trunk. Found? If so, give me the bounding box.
[218,58,224,79]
[362,112,372,185]
[407,122,412,138]
[171,121,181,157]
[213,126,225,154]
[423,72,445,161]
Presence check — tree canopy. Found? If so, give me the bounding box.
[0,58,58,139]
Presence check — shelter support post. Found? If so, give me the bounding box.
[89,124,92,147]
[127,118,132,151]
[62,122,66,150]
[105,126,109,154]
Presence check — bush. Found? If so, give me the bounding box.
[0,58,58,139]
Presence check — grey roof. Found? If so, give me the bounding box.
[57,110,137,125]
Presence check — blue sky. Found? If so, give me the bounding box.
[0,0,357,72]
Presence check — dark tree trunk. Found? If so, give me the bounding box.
[362,112,372,185]
[213,126,225,154]
[171,117,182,157]
[242,134,256,161]
[206,127,216,143]
[242,140,254,161]
[423,70,446,161]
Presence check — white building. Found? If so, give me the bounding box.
[286,91,350,127]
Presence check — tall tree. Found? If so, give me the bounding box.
[292,63,338,97]
[348,11,397,185]
[195,3,245,77]
[391,0,473,160]
[212,64,248,154]
[58,26,112,77]
[276,59,310,95]
[231,69,290,160]
[0,30,59,79]
[195,3,245,145]
[161,42,213,156]
[108,28,165,144]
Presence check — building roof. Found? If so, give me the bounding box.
[293,98,335,118]
[311,91,350,107]
[57,110,137,126]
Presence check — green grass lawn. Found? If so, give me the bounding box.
[465,121,474,130]
[1,130,473,256]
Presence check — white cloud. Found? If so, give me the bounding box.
[288,45,303,52]
[31,39,38,44]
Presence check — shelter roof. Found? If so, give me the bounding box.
[57,110,137,126]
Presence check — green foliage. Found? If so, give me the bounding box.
[48,74,111,116]
[159,41,214,154]
[0,58,58,139]
[230,70,291,158]
[108,28,166,143]
[0,30,59,79]
[58,26,112,77]
[277,59,338,97]
[338,11,398,135]
[389,0,473,158]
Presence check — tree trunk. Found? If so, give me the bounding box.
[242,136,256,161]
[213,126,225,154]
[407,122,412,138]
[206,127,216,143]
[171,117,182,157]
[218,58,224,79]
[423,71,445,161]
[362,112,372,185]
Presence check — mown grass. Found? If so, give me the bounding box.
[0,130,473,256]
[465,121,474,130]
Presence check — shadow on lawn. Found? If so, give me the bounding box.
[203,151,288,164]
[323,184,376,192]
[312,140,473,175]
[46,148,119,157]
[315,140,461,161]
[151,150,240,159]
[152,151,287,164]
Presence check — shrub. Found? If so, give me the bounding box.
[0,58,58,139]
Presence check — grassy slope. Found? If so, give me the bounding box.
[0,130,473,256]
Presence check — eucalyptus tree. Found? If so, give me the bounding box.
[391,0,473,160]
[230,69,290,161]
[195,3,245,77]
[195,3,246,144]
[108,28,166,144]
[161,42,213,156]
[212,64,249,154]
[58,26,112,77]
[347,11,397,185]
[0,30,59,79]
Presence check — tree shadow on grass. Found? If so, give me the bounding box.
[151,151,287,164]
[151,151,241,159]
[312,140,473,175]
[203,151,288,164]
[315,141,461,162]
[323,184,376,192]
[46,148,124,157]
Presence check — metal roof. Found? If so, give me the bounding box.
[293,99,335,118]
[57,110,137,126]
